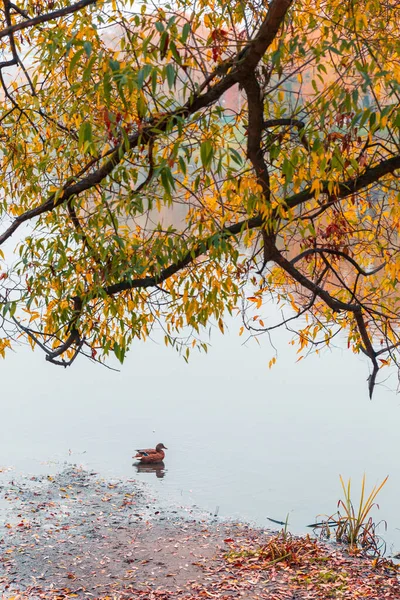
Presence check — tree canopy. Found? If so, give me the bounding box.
[0,0,399,396]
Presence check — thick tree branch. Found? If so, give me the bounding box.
[273,248,359,312]
[11,295,84,365]
[285,155,400,210]
[237,0,293,71]
[0,145,125,245]
[353,310,379,399]
[251,266,329,331]
[103,214,264,296]
[45,329,81,361]
[45,339,84,367]
[12,315,82,366]
[243,73,270,201]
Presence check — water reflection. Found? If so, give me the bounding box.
[134,461,166,479]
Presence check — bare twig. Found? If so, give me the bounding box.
[0,0,97,40]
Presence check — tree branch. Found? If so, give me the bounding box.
[291,248,385,277]
[104,214,264,296]
[285,155,400,210]
[353,309,379,399]
[0,0,19,71]
[9,2,28,18]
[0,0,97,40]
[67,199,103,263]
[273,247,359,312]
[237,0,293,72]
[263,118,310,151]
[274,247,381,396]
[243,73,271,201]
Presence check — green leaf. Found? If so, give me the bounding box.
[83,41,92,57]
[159,31,170,59]
[9,302,16,318]
[113,342,125,363]
[169,41,181,64]
[69,47,85,75]
[282,157,294,182]
[200,140,213,168]
[109,59,120,72]
[160,167,175,196]
[78,121,93,152]
[230,148,242,166]
[369,111,376,127]
[165,64,176,89]
[82,54,97,82]
[121,127,131,151]
[181,22,190,44]
[137,64,152,90]
[136,94,148,118]
[160,168,171,196]
[178,156,187,175]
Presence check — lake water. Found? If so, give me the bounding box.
[1,307,399,555]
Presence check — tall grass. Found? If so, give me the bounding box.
[316,475,388,557]
[337,474,388,547]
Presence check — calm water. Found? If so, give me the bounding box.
[1,308,399,554]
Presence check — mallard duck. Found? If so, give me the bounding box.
[133,443,167,464]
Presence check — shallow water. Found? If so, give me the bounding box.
[1,309,399,555]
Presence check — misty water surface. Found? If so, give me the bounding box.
[0,308,399,554]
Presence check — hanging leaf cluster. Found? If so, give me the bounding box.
[0,0,399,395]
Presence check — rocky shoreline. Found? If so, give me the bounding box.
[0,466,399,599]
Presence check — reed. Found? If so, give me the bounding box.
[315,475,388,557]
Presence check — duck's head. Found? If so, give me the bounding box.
[156,443,168,451]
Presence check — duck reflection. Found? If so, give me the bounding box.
[134,461,166,479]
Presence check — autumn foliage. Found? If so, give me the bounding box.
[0,0,399,395]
